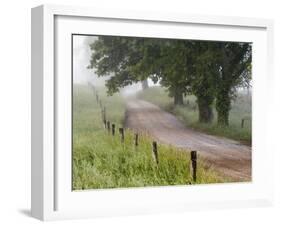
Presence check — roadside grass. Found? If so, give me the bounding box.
[73,84,226,190]
[137,86,251,145]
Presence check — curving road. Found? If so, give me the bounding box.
[125,99,252,182]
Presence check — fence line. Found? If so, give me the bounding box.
[89,84,198,183]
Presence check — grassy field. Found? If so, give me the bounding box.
[72,84,226,190]
[137,86,251,145]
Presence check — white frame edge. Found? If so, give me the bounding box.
[32,5,55,220]
[31,5,44,220]
[31,4,274,221]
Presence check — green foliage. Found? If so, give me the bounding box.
[89,37,147,95]
[88,36,252,126]
[73,85,226,190]
[214,43,252,126]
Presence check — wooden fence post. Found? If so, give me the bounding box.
[101,107,106,122]
[190,151,197,182]
[152,141,159,164]
[107,121,110,133]
[101,109,104,121]
[134,133,139,147]
[103,107,106,121]
[119,128,124,143]
[241,118,245,128]
[112,124,115,136]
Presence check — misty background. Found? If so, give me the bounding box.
[73,35,156,96]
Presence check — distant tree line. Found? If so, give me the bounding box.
[88,36,251,127]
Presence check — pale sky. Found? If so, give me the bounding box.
[73,35,98,84]
[72,35,156,96]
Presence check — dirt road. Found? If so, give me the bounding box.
[125,99,251,181]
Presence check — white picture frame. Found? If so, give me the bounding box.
[31,4,274,221]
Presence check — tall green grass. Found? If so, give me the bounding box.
[137,86,251,145]
[73,84,226,190]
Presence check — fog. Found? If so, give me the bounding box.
[73,35,99,84]
[73,35,157,97]
[72,35,251,98]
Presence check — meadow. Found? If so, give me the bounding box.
[137,86,251,145]
[72,84,226,190]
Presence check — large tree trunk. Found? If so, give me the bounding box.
[216,89,231,126]
[174,89,184,105]
[216,47,232,127]
[141,79,149,90]
[197,96,214,123]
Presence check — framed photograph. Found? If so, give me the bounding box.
[31,4,274,221]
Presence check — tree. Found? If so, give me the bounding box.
[141,80,149,90]
[187,41,218,123]
[88,37,251,126]
[146,39,190,105]
[89,36,147,95]
[89,37,189,105]
[89,37,216,122]
[215,42,252,126]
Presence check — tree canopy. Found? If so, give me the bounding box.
[88,36,251,126]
